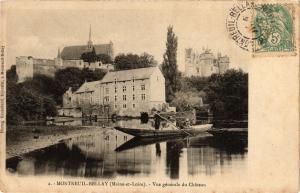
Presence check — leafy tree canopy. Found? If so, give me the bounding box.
[54,67,106,104]
[171,90,204,112]
[204,69,248,120]
[81,47,112,64]
[114,52,157,70]
[6,66,107,125]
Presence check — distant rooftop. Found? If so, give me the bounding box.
[75,80,101,93]
[101,67,158,83]
[61,43,113,60]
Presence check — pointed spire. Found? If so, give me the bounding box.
[87,24,93,49]
[89,24,92,42]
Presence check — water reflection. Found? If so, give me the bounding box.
[7,124,247,179]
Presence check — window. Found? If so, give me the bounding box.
[104,96,109,102]
[132,85,135,91]
[123,104,127,109]
[141,84,145,90]
[123,95,126,101]
[115,104,117,109]
[197,68,200,73]
[141,94,146,100]
[114,78,117,84]
[115,87,117,93]
[123,86,126,92]
[133,94,135,100]
[115,96,117,101]
[105,87,109,94]
[133,104,135,108]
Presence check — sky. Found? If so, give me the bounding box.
[5,1,250,72]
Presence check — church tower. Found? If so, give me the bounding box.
[87,24,93,49]
[55,47,63,67]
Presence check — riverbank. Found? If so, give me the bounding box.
[6,125,111,159]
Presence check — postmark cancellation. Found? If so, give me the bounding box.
[226,1,296,56]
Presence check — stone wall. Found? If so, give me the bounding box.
[33,59,56,77]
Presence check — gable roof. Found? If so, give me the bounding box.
[61,44,113,60]
[75,80,101,93]
[101,67,159,83]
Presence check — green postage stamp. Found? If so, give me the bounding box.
[226,2,296,56]
[253,4,295,53]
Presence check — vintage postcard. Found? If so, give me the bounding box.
[0,1,299,193]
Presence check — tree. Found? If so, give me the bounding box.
[81,47,97,64]
[180,76,209,92]
[138,52,157,68]
[81,47,113,64]
[161,26,179,103]
[6,65,107,125]
[54,67,106,104]
[6,65,18,83]
[114,53,157,70]
[204,69,248,120]
[96,54,113,64]
[171,91,204,112]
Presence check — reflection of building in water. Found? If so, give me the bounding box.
[49,132,152,177]
[187,145,246,176]
[166,141,184,179]
[10,132,247,178]
[187,147,218,176]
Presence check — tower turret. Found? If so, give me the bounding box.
[55,47,63,67]
[57,48,61,58]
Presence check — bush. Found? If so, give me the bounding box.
[171,91,204,112]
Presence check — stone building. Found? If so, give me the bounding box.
[184,48,230,77]
[16,56,57,83]
[73,80,101,107]
[63,66,166,116]
[57,25,114,70]
[16,25,114,83]
[100,66,166,116]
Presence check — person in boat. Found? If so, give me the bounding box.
[185,118,191,128]
[180,118,190,129]
[154,111,161,130]
[168,115,176,130]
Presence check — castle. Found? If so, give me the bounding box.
[16,25,114,83]
[184,48,230,77]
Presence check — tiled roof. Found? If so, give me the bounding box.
[61,44,112,60]
[75,80,101,93]
[101,67,158,83]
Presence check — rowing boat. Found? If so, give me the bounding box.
[114,124,212,138]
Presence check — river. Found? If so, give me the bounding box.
[6,119,247,179]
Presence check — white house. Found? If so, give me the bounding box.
[63,66,166,116]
